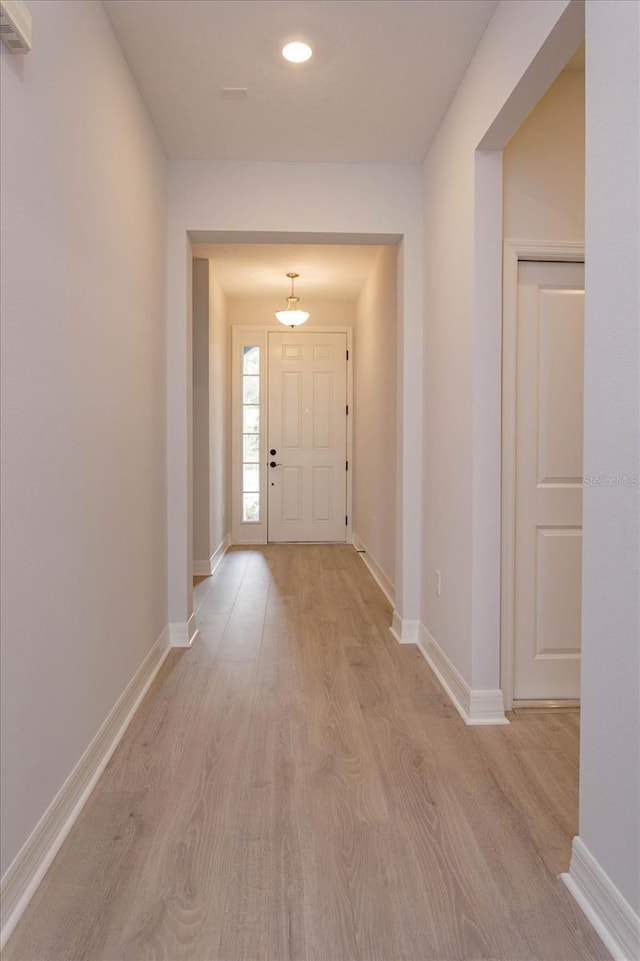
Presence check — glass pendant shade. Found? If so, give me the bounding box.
[275,273,310,327]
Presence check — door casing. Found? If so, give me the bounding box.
[501,240,585,711]
[231,325,353,546]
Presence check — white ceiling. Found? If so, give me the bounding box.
[102,0,498,164]
[192,243,387,298]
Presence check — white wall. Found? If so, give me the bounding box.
[578,0,639,917]
[167,162,423,631]
[0,0,167,878]
[504,66,585,240]
[421,0,639,940]
[192,259,211,564]
[353,247,398,586]
[209,266,230,554]
[420,0,583,690]
[191,259,229,568]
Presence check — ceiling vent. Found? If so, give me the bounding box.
[221,87,248,99]
[0,0,31,54]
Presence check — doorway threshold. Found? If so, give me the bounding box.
[512,699,580,713]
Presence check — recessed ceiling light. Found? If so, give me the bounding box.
[282,41,312,64]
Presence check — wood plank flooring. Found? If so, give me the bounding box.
[4,545,609,961]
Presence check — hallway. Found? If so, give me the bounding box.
[5,546,607,961]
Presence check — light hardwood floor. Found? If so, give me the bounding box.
[4,545,608,961]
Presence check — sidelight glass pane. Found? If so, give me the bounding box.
[243,434,259,462]
[243,406,259,433]
[243,375,259,404]
[243,492,260,522]
[243,346,260,375]
[240,346,260,522]
[243,464,259,493]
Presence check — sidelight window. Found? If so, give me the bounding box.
[242,346,260,522]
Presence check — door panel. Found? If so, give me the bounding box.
[312,466,332,521]
[514,261,584,700]
[535,528,582,657]
[281,467,302,522]
[312,371,333,448]
[537,289,584,484]
[268,332,347,542]
[282,373,302,447]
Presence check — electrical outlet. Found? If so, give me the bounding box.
[435,570,441,597]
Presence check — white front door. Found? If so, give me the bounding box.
[514,261,585,700]
[267,331,347,542]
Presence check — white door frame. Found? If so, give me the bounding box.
[231,325,353,546]
[501,240,585,710]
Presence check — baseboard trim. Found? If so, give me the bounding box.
[390,610,419,645]
[210,533,230,575]
[417,623,509,725]
[352,533,395,607]
[561,837,640,961]
[193,534,230,577]
[169,613,199,649]
[0,627,171,949]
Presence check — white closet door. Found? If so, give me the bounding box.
[514,261,585,700]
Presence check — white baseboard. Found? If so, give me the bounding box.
[390,610,419,645]
[352,533,395,607]
[417,623,509,725]
[562,837,640,961]
[0,627,171,949]
[193,534,230,577]
[169,612,199,649]
[210,533,230,574]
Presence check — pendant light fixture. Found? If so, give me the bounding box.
[275,272,310,328]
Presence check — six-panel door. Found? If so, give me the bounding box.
[267,331,348,542]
